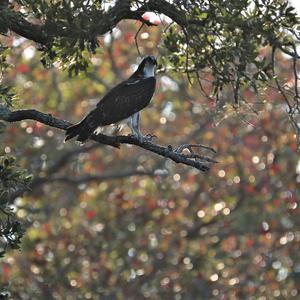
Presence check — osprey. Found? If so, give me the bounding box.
[65,56,157,143]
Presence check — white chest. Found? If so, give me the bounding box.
[143,65,155,78]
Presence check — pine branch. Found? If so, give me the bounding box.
[0,105,217,172]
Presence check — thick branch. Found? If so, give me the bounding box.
[0,106,216,172]
[140,0,189,26]
[1,2,156,47]
[0,10,49,44]
[1,0,200,48]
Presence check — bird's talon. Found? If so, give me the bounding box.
[129,133,156,143]
[144,133,157,141]
[146,133,157,138]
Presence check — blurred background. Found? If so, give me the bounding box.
[0,9,299,300]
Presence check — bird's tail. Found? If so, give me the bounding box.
[64,117,94,143]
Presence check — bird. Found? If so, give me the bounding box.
[64,55,157,143]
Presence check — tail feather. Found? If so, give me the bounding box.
[64,118,94,142]
[64,123,82,142]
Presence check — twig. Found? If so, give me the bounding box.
[46,143,102,174]
[175,143,217,154]
[107,39,124,80]
[134,22,145,58]
[271,46,292,112]
[45,170,162,185]
[7,168,162,201]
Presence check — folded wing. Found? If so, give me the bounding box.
[94,76,156,125]
[65,77,156,142]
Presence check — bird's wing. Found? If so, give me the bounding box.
[88,77,156,126]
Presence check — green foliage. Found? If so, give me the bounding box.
[0,85,18,108]
[0,155,31,253]
[0,44,19,107]
[162,0,299,102]
[17,0,102,75]
[0,155,31,298]
[0,46,10,75]
[0,84,19,134]
[0,156,32,195]
[6,0,300,125]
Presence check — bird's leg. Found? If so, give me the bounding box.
[129,112,156,143]
[129,112,144,142]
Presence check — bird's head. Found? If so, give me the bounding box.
[143,55,157,66]
[142,56,157,78]
[134,55,157,78]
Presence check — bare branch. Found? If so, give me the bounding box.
[272,46,300,147]
[107,39,125,81]
[46,143,102,174]
[271,47,292,112]
[175,143,217,154]
[134,22,145,58]
[44,170,160,185]
[8,168,161,202]
[0,106,217,172]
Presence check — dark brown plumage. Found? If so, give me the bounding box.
[65,56,157,142]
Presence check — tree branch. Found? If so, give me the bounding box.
[46,143,102,174]
[42,170,160,186]
[0,105,216,172]
[1,2,157,47]
[1,10,50,45]
[8,168,161,202]
[0,0,203,49]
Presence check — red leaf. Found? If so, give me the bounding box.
[16,63,30,74]
[2,264,10,283]
[86,210,96,220]
[246,238,254,247]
